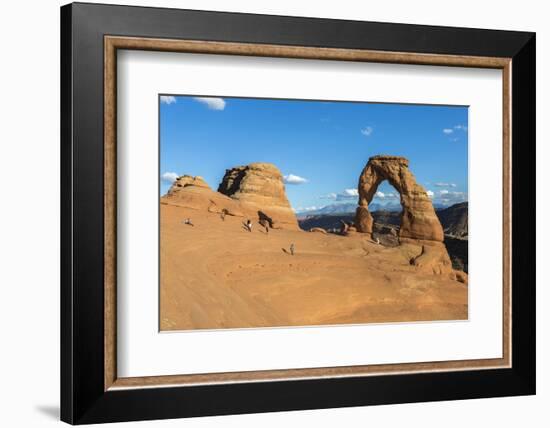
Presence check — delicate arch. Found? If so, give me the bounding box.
[355,156,444,242]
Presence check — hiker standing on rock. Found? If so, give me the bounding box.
[290,243,295,256]
[259,218,269,234]
[340,220,349,235]
[246,219,253,232]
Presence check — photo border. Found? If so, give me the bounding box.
[105,36,510,390]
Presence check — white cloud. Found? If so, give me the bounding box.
[372,191,399,199]
[321,188,358,201]
[342,188,359,197]
[426,188,467,206]
[437,191,467,205]
[283,174,308,185]
[161,171,179,183]
[360,126,373,137]
[321,187,401,202]
[294,206,319,213]
[434,182,457,187]
[160,95,176,105]
[193,97,226,110]
[443,124,467,141]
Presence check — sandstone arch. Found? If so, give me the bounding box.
[355,155,444,243]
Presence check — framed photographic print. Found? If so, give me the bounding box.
[60,2,536,424]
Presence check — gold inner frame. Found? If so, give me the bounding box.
[104,35,512,391]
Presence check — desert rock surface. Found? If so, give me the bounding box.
[160,203,467,330]
[161,159,467,329]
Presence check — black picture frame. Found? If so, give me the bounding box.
[61,2,535,424]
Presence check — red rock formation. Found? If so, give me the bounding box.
[162,164,299,229]
[166,175,210,194]
[309,227,327,234]
[218,163,299,229]
[355,156,444,242]
[355,156,460,279]
[163,175,245,217]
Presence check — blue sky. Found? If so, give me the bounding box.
[160,95,468,212]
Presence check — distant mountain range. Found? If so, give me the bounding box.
[296,201,449,217]
[437,202,468,238]
[343,202,468,239]
[296,202,388,217]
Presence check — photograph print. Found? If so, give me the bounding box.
[159,95,469,331]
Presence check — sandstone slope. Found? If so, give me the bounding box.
[160,157,467,331]
[160,203,468,330]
